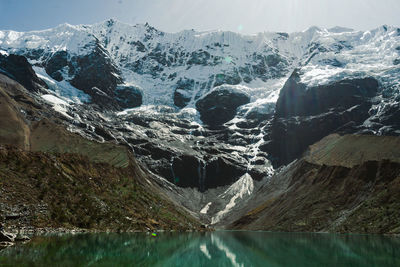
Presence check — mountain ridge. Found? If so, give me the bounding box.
[1,20,400,229]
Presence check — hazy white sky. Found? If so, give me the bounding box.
[1,0,400,33]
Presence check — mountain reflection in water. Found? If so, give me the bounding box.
[1,231,399,266]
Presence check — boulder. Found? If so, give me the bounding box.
[170,155,203,189]
[0,231,16,242]
[196,86,250,126]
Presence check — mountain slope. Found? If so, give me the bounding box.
[230,134,400,234]
[1,21,400,227]
[0,73,201,231]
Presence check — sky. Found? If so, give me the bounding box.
[1,0,400,34]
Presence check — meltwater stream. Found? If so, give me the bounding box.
[1,231,400,267]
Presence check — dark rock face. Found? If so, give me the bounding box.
[266,71,379,166]
[167,155,248,192]
[0,54,47,92]
[170,155,204,189]
[131,136,249,192]
[368,101,400,135]
[205,156,247,188]
[266,104,372,166]
[115,86,143,109]
[173,78,195,108]
[69,43,123,109]
[275,71,379,117]
[45,50,68,81]
[112,108,261,192]
[42,42,142,110]
[196,87,250,126]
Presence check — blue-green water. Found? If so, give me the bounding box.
[1,231,399,266]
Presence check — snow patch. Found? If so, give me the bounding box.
[33,67,90,103]
[211,173,254,224]
[200,202,212,214]
[41,94,72,119]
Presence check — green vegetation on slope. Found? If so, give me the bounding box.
[0,146,200,231]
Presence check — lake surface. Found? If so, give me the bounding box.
[1,231,399,266]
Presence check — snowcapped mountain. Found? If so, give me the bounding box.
[1,20,399,117]
[0,19,292,112]
[1,20,400,225]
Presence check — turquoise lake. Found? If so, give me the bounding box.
[1,231,399,266]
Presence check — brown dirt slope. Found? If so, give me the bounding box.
[230,134,400,234]
[29,119,130,168]
[0,74,130,168]
[0,76,30,150]
[305,133,400,167]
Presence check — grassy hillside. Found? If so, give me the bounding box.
[0,146,200,231]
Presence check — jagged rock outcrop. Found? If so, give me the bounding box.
[69,43,122,108]
[45,50,69,81]
[120,110,252,192]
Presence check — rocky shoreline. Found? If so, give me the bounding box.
[0,226,30,250]
[0,224,212,250]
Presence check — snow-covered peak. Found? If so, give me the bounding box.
[0,22,96,54]
[1,21,400,111]
[299,25,400,88]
